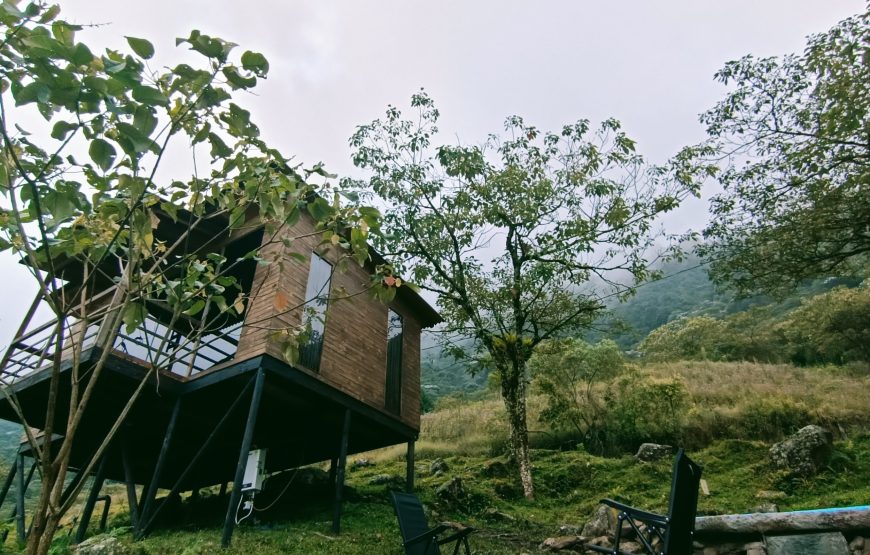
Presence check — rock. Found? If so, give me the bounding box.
[368,474,404,488]
[743,542,765,555]
[702,547,719,555]
[752,502,779,513]
[351,458,373,470]
[75,535,137,555]
[558,524,583,536]
[582,505,615,538]
[435,476,466,505]
[769,425,833,477]
[430,458,449,474]
[492,479,522,500]
[756,490,787,500]
[619,541,644,554]
[766,532,849,555]
[635,443,675,462]
[539,535,585,551]
[481,458,510,478]
[296,467,330,486]
[483,507,515,522]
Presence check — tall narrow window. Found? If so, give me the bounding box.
[385,309,403,414]
[299,253,332,371]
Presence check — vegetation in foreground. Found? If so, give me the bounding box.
[0,359,867,554]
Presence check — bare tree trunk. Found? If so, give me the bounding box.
[499,361,535,499]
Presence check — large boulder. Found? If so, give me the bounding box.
[75,535,140,555]
[582,505,615,538]
[635,443,674,462]
[769,425,833,477]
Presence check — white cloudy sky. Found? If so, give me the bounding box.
[0,0,864,344]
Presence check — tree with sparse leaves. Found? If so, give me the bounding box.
[348,92,710,499]
[0,4,375,553]
[699,7,869,296]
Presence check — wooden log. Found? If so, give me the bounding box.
[695,505,870,536]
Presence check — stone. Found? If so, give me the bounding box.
[756,490,787,500]
[351,458,373,470]
[296,467,330,486]
[368,473,404,488]
[702,547,719,555]
[587,536,612,550]
[752,502,778,513]
[635,443,675,462]
[481,458,510,477]
[766,532,849,555]
[75,536,138,555]
[582,505,615,538]
[744,541,765,555]
[483,507,515,522]
[430,458,449,474]
[435,476,466,505]
[558,524,583,536]
[539,535,585,551]
[769,425,833,477]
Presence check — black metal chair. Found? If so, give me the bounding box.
[390,491,475,555]
[587,449,703,555]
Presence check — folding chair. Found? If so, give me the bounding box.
[587,448,703,555]
[390,491,475,555]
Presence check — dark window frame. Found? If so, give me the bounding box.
[299,253,332,372]
[385,308,403,414]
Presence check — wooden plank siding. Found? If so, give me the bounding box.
[231,214,424,431]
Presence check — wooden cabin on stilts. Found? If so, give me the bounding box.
[0,207,439,546]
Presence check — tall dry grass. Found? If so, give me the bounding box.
[392,360,870,460]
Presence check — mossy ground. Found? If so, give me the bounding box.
[3,434,865,554]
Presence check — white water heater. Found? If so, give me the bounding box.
[241,448,267,493]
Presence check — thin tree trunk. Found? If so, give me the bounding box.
[499,362,535,499]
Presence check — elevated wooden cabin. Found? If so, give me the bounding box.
[0,207,439,544]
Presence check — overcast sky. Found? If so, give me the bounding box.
[0,0,864,344]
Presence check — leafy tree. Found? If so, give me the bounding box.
[698,8,870,295]
[348,92,710,498]
[781,284,870,365]
[0,5,373,552]
[529,338,627,451]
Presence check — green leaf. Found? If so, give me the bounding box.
[208,133,233,158]
[126,36,155,59]
[222,66,256,90]
[88,139,116,171]
[122,303,146,334]
[307,197,333,222]
[132,84,168,106]
[133,106,158,136]
[183,299,206,317]
[51,121,77,141]
[241,51,269,76]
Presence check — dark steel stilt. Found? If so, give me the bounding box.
[221,369,265,548]
[121,438,139,529]
[140,377,255,537]
[0,460,17,510]
[218,482,228,497]
[9,460,37,519]
[15,454,25,543]
[137,397,182,538]
[75,451,109,543]
[332,408,352,535]
[59,469,86,506]
[406,440,415,493]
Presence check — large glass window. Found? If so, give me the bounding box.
[299,253,332,371]
[385,309,403,414]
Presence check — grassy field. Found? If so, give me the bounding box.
[1,360,868,553]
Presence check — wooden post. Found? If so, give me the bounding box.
[15,454,25,544]
[332,408,352,535]
[137,397,182,538]
[221,369,265,548]
[405,440,415,493]
[0,459,17,510]
[75,451,109,543]
[328,457,337,486]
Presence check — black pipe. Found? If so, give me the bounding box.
[0,458,17,510]
[15,454,25,544]
[406,440,415,493]
[75,451,109,543]
[121,438,139,529]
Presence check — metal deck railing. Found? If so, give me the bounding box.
[0,305,242,385]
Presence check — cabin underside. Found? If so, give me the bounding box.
[0,349,417,543]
